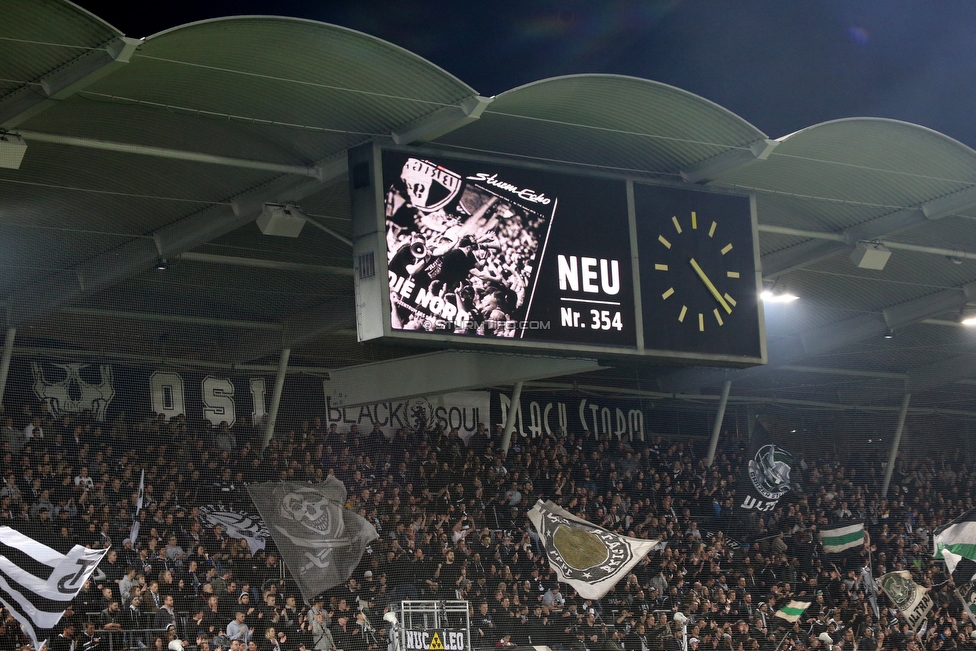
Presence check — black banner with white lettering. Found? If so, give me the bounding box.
[2,359,324,432]
[730,420,798,536]
[2,359,492,444]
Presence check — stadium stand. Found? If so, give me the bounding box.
[0,395,965,651]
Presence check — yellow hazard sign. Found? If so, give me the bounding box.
[428,632,444,650]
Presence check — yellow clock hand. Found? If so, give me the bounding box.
[689,258,732,314]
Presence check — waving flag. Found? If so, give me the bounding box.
[820,522,865,553]
[199,504,270,554]
[528,500,659,599]
[248,477,378,602]
[730,421,799,540]
[0,525,109,650]
[935,507,976,583]
[879,570,933,632]
[130,469,145,546]
[774,601,811,623]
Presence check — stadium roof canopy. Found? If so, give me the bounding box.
[4,0,976,422]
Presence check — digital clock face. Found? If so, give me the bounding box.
[635,184,763,359]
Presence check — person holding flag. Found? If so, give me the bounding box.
[528,500,660,600]
[934,506,976,584]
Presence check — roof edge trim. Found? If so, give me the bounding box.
[491,73,767,138]
[63,0,126,37]
[140,14,477,96]
[776,116,976,158]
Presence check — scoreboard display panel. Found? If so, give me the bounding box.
[350,144,766,367]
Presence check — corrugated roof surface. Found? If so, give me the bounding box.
[718,119,976,231]
[0,0,122,104]
[437,75,765,176]
[3,2,976,418]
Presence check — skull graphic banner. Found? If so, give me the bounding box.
[247,477,378,602]
[31,362,115,422]
[730,419,800,539]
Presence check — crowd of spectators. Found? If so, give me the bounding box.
[0,399,971,651]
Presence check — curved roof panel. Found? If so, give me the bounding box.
[436,74,766,177]
[717,118,976,232]
[0,0,123,111]
[22,16,477,158]
[5,2,976,413]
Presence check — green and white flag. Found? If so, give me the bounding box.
[820,521,865,553]
[879,570,934,632]
[774,600,811,623]
[528,500,660,600]
[934,507,976,582]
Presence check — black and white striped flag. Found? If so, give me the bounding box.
[130,469,145,546]
[0,525,109,650]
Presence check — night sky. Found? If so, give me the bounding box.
[73,1,976,147]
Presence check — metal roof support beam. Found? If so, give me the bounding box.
[882,286,973,329]
[325,351,602,409]
[880,393,911,498]
[904,280,976,392]
[759,223,976,263]
[907,354,976,393]
[501,381,524,454]
[680,139,778,184]
[706,380,732,466]
[845,208,929,241]
[529,380,976,418]
[799,313,889,358]
[0,37,141,129]
[392,95,493,145]
[16,130,323,178]
[758,192,975,279]
[760,239,848,277]
[921,186,976,220]
[180,252,353,276]
[757,225,847,241]
[262,348,290,452]
[663,286,974,393]
[4,343,331,374]
[4,167,342,327]
[760,208,927,278]
[794,287,969,358]
[0,328,15,408]
[280,302,356,349]
[234,300,357,363]
[58,307,282,332]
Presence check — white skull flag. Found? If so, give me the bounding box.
[247,477,378,602]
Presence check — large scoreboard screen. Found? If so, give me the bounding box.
[351,144,765,367]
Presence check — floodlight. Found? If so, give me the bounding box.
[960,306,976,325]
[761,281,798,303]
[761,290,799,303]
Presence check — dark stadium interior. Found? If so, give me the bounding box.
[4,1,976,650]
